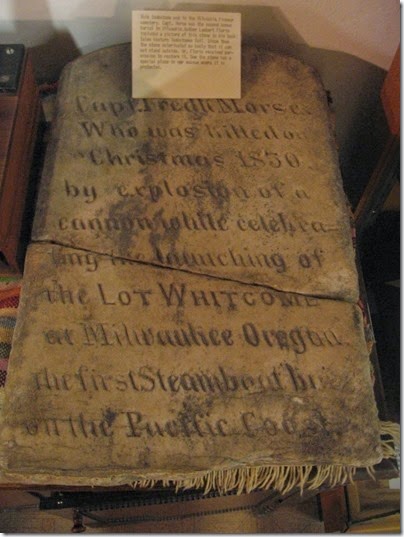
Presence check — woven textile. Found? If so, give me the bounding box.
[0,286,20,388]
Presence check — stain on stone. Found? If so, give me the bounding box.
[137,446,151,469]
[103,408,117,427]
[352,305,363,331]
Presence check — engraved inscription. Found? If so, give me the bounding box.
[0,46,380,486]
[1,242,375,480]
[32,45,358,299]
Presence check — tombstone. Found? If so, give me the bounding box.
[0,45,382,492]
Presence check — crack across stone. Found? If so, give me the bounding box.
[32,237,348,303]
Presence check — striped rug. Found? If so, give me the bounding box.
[0,285,21,388]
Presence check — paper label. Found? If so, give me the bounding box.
[132,11,241,99]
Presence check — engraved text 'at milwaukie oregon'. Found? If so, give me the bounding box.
[42,320,343,353]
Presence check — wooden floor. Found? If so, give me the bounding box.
[0,489,324,533]
[1,477,400,533]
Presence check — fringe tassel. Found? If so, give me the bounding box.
[381,421,400,459]
[129,421,400,496]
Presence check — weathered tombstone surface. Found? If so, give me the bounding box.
[0,243,381,485]
[33,44,357,300]
[0,45,383,490]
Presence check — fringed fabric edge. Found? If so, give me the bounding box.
[130,421,400,496]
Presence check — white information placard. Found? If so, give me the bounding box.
[132,11,241,99]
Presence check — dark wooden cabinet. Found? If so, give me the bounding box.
[0,46,43,274]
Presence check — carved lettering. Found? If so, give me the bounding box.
[1,46,375,484]
[30,362,358,397]
[154,247,287,272]
[34,280,88,306]
[242,322,343,353]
